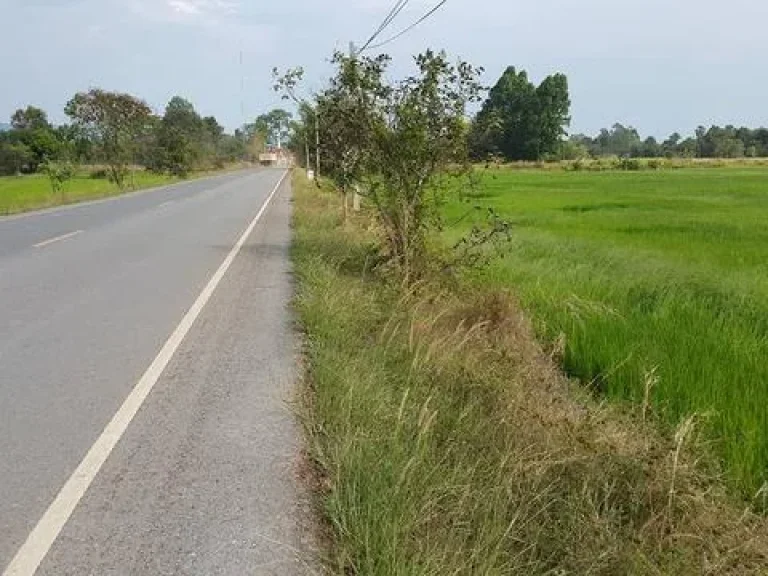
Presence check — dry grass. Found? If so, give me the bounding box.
[292,170,768,575]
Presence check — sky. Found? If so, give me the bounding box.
[2,0,767,138]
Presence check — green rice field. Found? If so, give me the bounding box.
[446,167,768,497]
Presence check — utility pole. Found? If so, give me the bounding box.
[315,107,320,178]
[349,41,362,212]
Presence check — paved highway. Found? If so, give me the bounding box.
[0,169,315,575]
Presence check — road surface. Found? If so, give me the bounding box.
[0,169,316,575]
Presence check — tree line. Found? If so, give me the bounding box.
[0,89,295,188]
[461,66,768,162]
[568,124,768,160]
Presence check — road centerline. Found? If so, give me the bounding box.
[2,170,288,576]
[32,230,83,249]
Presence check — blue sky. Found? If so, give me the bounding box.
[2,0,767,138]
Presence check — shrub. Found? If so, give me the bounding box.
[40,159,76,195]
[617,157,642,171]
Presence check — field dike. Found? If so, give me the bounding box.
[291,171,768,575]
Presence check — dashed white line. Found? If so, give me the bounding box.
[2,170,288,576]
[32,230,83,249]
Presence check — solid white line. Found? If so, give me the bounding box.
[32,230,83,249]
[2,170,289,576]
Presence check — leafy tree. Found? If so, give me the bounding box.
[8,106,61,171]
[313,52,390,219]
[534,73,571,158]
[65,89,152,187]
[287,101,317,169]
[218,133,247,163]
[0,142,33,175]
[594,123,642,156]
[317,49,483,280]
[639,136,662,157]
[470,67,570,161]
[11,106,50,131]
[364,51,483,280]
[252,109,293,148]
[157,96,204,176]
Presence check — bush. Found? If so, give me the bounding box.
[617,157,642,171]
[40,159,76,195]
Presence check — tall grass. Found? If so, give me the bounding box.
[445,167,768,498]
[292,171,768,574]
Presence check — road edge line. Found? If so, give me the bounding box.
[32,230,83,249]
[2,169,289,576]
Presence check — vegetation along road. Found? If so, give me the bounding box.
[0,169,315,575]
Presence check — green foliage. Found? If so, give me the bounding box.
[0,142,33,175]
[250,109,293,148]
[65,89,152,188]
[4,106,61,172]
[40,159,76,195]
[312,51,391,215]
[11,106,50,131]
[574,124,768,159]
[156,96,204,177]
[313,49,483,280]
[470,66,571,161]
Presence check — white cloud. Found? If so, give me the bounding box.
[167,0,238,16]
[167,0,201,15]
[129,0,238,22]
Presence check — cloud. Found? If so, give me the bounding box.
[129,0,238,23]
[167,0,201,15]
[166,0,238,16]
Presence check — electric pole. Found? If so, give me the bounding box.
[315,108,320,177]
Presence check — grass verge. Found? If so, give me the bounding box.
[0,166,244,215]
[292,170,768,575]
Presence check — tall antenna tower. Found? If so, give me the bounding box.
[239,49,245,125]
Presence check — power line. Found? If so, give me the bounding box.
[357,0,411,55]
[367,0,448,51]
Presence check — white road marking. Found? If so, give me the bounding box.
[32,230,83,249]
[158,200,174,209]
[2,170,289,576]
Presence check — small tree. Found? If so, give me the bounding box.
[40,159,76,198]
[323,50,483,280]
[65,89,152,188]
[315,52,391,220]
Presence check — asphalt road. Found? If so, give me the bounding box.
[0,169,316,575]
